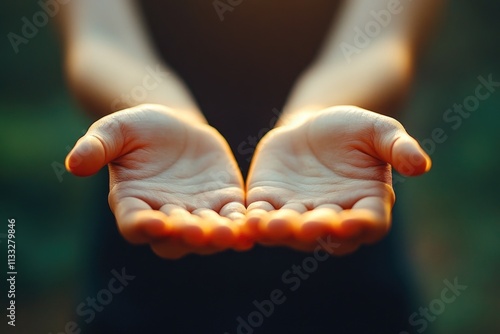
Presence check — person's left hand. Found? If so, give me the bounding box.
[245,106,431,255]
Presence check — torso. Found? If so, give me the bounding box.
[136,0,344,174]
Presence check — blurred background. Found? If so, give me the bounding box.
[0,1,499,333]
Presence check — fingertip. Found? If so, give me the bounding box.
[181,223,207,247]
[65,136,106,176]
[338,208,389,244]
[190,210,239,248]
[172,211,208,246]
[113,198,170,244]
[211,224,236,248]
[219,202,246,220]
[123,210,172,244]
[338,220,364,239]
[393,137,432,176]
[139,215,172,238]
[295,208,339,242]
[265,219,292,239]
[242,209,268,239]
[260,209,299,240]
[338,209,377,239]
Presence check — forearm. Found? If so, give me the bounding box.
[278,0,445,126]
[64,38,205,123]
[58,0,206,123]
[279,39,413,126]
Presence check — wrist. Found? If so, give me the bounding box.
[276,105,329,128]
[136,103,207,126]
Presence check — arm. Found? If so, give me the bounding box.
[59,1,249,259]
[279,0,446,125]
[58,0,206,123]
[246,0,443,253]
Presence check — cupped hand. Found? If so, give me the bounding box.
[245,106,431,254]
[66,104,251,258]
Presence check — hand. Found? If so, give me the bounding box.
[245,106,431,255]
[66,104,250,258]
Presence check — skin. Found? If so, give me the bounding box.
[61,0,444,258]
[66,105,250,259]
[246,106,430,254]
[66,103,430,257]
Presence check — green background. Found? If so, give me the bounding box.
[1,1,499,333]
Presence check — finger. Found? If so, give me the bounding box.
[315,203,344,213]
[244,201,274,239]
[281,203,308,214]
[374,117,432,176]
[153,207,234,258]
[160,204,220,247]
[391,135,431,176]
[159,204,187,215]
[152,208,230,258]
[65,111,129,176]
[219,202,246,221]
[211,217,238,248]
[340,196,392,244]
[233,234,255,252]
[247,201,275,212]
[65,134,109,177]
[294,208,340,243]
[67,106,164,177]
[192,209,238,248]
[165,208,246,250]
[113,197,172,244]
[161,206,208,247]
[259,209,300,241]
[242,208,269,239]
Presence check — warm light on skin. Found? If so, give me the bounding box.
[281,39,414,123]
[58,0,443,259]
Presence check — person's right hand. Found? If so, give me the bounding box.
[66,104,250,259]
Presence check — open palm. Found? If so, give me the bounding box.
[246,106,431,254]
[66,104,250,258]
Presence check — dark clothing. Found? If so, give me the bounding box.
[85,184,418,334]
[81,1,420,333]
[136,0,344,176]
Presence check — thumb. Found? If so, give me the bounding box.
[374,118,432,177]
[65,116,125,177]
